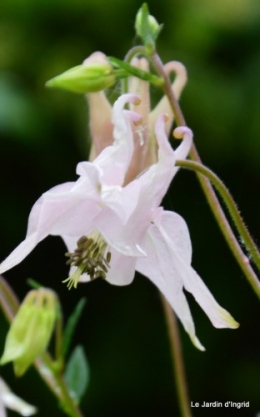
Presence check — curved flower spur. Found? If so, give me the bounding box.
[0,93,238,350]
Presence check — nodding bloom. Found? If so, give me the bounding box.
[0,377,36,416]
[0,92,238,350]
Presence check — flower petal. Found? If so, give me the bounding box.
[136,222,205,350]
[124,58,155,181]
[88,91,113,161]
[93,94,142,186]
[129,113,176,210]
[94,115,178,256]
[0,178,101,273]
[149,61,187,136]
[0,234,37,274]
[0,377,36,416]
[0,399,6,417]
[152,208,192,263]
[104,249,136,285]
[94,207,146,257]
[154,210,239,329]
[180,263,239,329]
[173,126,193,162]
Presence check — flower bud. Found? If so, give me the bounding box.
[135,4,162,46]
[46,52,116,94]
[0,288,57,376]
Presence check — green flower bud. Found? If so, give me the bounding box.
[135,3,162,47]
[46,52,116,94]
[0,288,57,376]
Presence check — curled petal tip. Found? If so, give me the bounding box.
[133,96,141,106]
[173,126,193,140]
[162,113,170,122]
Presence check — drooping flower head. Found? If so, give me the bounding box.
[0,92,238,350]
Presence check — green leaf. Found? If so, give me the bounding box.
[27,278,42,289]
[64,345,89,403]
[62,298,87,358]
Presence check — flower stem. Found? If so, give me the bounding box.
[161,295,192,417]
[175,159,260,298]
[0,275,83,417]
[150,51,260,299]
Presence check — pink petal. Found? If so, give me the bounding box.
[94,203,147,257]
[152,209,192,263]
[0,234,38,274]
[94,115,178,256]
[173,126,193,162]
[149,61,187,136]
[154,211,238,330]
[0,177,101,273]
[76,247,136,286]
[136,222,205,350]
[137,217,238,348]
[93,94,142,186]
[105,249,136,286]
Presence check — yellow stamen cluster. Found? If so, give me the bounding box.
[63,235,111,289]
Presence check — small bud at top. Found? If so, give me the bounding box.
[46,52,116,94]
[0,288,57,376]
[135,3,162,49]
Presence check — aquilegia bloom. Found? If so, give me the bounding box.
[0,93,238,350]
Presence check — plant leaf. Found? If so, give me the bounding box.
[62,298,86,358]
[64,345,90,403]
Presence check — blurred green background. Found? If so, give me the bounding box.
[0,0,259,416]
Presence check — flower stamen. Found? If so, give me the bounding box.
[63,234,112,289]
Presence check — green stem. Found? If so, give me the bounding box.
[161,295,192,417]
[124,45,147,64]
[175,159,260,297]
[0,276,83,417]
[55,302,64,363]
[122,45,148,94]
[150,51,260,299]
[38,352,83,417]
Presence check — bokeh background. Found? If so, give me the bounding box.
[0,0,259,416]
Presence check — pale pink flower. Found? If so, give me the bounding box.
[0,94,238,350]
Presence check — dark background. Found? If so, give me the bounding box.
[0,0,259,416]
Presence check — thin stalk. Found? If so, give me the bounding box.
[161,295,192,417]
[0,275,83,417]
[55,302,63,363]
[175,159,260,297]
[122,45,148,94]
[150,51,260,299]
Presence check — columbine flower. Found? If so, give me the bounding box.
[0,377,36,416]
[0,93,238,350]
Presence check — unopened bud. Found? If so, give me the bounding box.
[135,4,162,46]
[46,52,116,93]
[0,288,57,376]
